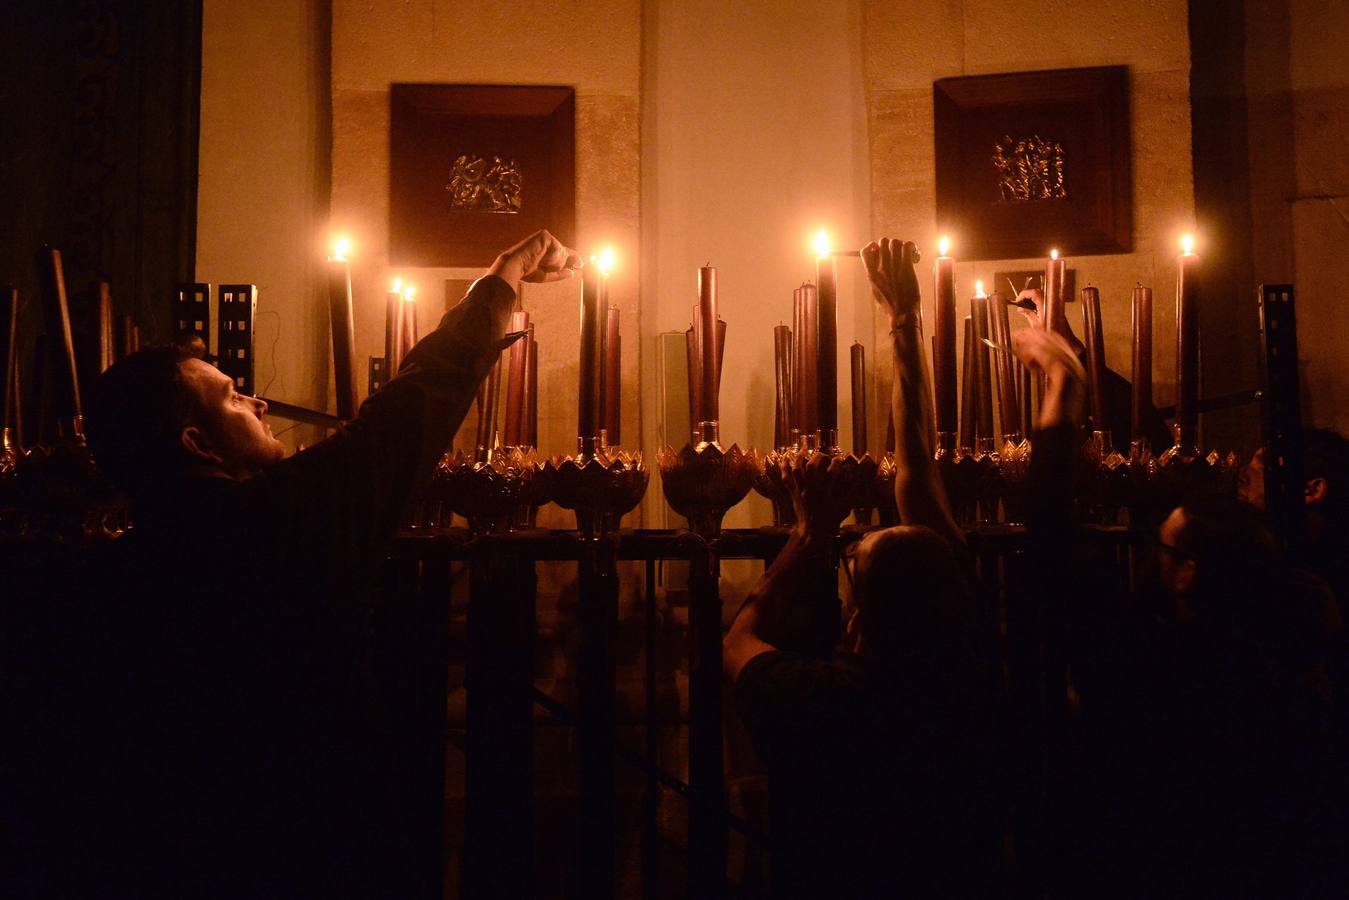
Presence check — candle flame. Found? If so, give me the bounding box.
[402,285,416,300]
[938,235,951,257]
[1182,233,1195,254]
[1050,248,1059,260]
[813,229,831,257]
[332,236,351,261]
[975,279,986,298]
[596,247,616,276]
[391,277,403,293]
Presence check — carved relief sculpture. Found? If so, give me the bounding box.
[447,153,523,213]
[992,134,1067,202]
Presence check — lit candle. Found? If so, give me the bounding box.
[850,341,867,455]
[697,265,719,433]
[325,237,358,419]
[799,282,820,441]
[1131,284,1153,442]
[503,309,530,447]
[578,275,602,451]
[815,230,839,449]
[399,285,418,359]
[987,289,1020,440]
[933,236,957,439]
[969,284,994,443]
[1176,234,1200,450]
[1044,248,1066,335]
[604,306,621,445]
[774,324,793,450]
[1080,286,1108,434]
[385,278,405,377]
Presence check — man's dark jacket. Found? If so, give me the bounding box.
[39,276,516,898]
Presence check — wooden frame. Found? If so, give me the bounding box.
[390,85,576,268]
[934,66,1131,260]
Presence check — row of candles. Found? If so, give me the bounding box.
[326,230,1201,461]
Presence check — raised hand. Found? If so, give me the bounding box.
[781,451,854,538]
[1010,327,1087,430]
[487,229,584,291]
[861,238,922,325]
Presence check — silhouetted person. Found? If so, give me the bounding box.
[724,239,998,898]
[32,232,580,898]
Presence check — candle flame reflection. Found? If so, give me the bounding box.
[813,229,831,258]
[938,235,951,257]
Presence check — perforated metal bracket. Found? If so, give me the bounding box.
[1257,284,1305,544]
[217,284,257,394]
[172,283,210,352]
[369,356,387,394]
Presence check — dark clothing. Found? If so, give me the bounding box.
[39,276,515,898]
[733,631,997,897]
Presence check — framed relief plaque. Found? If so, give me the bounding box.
[934,66,1131,260]
[390,84,575,267]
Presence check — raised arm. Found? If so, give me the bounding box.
[861,238,962,548]
[724,452,853,681]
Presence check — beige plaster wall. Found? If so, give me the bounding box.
[1284,0,1349,432]
[329,0,642,490]
[864,0,1195,433]
[641,0,873,530]
[196,0,332,447]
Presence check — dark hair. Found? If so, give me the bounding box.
[85,345,198,494]
[1174,492,1279,625]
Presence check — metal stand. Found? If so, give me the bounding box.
[578,536,619,900]
[687,539,726,899]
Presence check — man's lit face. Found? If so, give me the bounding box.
[178,358,286,477]
[1237,447,1265,509]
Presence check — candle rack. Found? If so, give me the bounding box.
[547,443,649,540]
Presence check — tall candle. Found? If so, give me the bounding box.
[325,241,358,419]
[474,379,489,458]
[791,288,805,440]
[399,287,418,359]
[503,310,530,446]
[603,306,621,445]
[885,408,896,454]
[525,327,539,447]
[800,283,820,438]
[97,280,114,374]
[697,266,719,426]
[774,324,793,450]
[3,287,18,436]
[1131,285,1153,442]
[1019,364,1033,436]
[685,325,701,439]
[385,280,405,377]
[118,314,136,360]
[933,237,957,436]
[716,318,727,395]
[958,315,975,449]
[1080,286,1108,432]
[578,276,602,448]
[816,254,839,446]
[36,247,83,431]
[969,292,994,442]
[1044,249,1067,335]
[485,353,503,455]
[987,291,1020,439]
[850,341,867,454]
[1176,237,1200,449]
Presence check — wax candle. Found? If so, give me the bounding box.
[97,280,113,374]
[119,314,136,360]
[774,324,793,450]
[987,290,1020,439]
[850,341,867,454]
[484,352,503,455]
[791,288,804,441]
[800,282,820,439]
[969,289,994,442]
[1131,285,1153,442]
[697,266,719,427]
[399,286,418,359]
[1044,248,1067,335]
[385,279,405,377]
[1080,287,1108,433]
[36,247,83,428]
[526,328,539,447]
[959,315,975,449]
[815,242,839,447]
[325,239,358,419]
[603,306,621,445]
[578,276,602,449]
[503,309,530,447]
[1176,236,1200,450]
[933,236,957,437]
